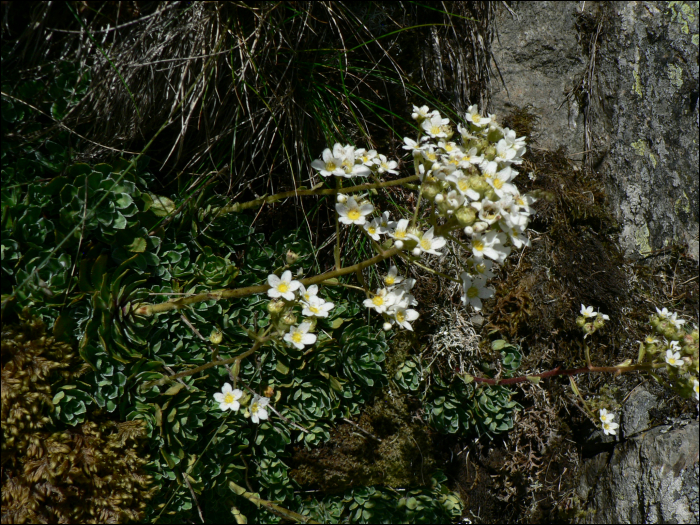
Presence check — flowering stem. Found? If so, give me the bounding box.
[468,362,668,386]
[134,247,402,316]
[334,177,342,270]
[228,481,319,524]
[396,251,460,282]
[217,175,420,214]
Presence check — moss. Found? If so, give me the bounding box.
[1,311,155,524]
[288,389,436,492]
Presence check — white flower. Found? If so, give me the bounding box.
[377,211,396,233]
[302,296,334,318]
[389,218,410,242]
[473,260,497,279]
[665,348,682,367]
[599,409,618,436]
[337,197,374,225]
[580,305,597,318]
[693,378,699,401]
[402,137,424,156]
[460,147,483,167]
[214,383,243,412]
[446,171,480,200]
[383,266,404,288]
[355,148,378,166]
[488,167,518,198]
[362,217,383,240]
[375,154,399,175]
[298,284,319,303]
[363,288,397,314]
[668,312,686,329]
[284,322,317,349]
[311,148,345,177]
[250,395,270,424]
[655,307,671,318]
[267,270,301,301]
[460,273,495,310]
[412,105,432,120]
[495,138,517,163]
[390,306,420,331]
[414,227,446,255]
[421,113,450,138]
[470,231,511,263]
[465,104,491,128]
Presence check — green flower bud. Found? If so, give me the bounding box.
[282,312,297,326]
[267,300,286,315]
[483,145,497,161]
[454,206,477,226]
[593,317,605,330]
[421,180,441,200]
[484,188,498,201]
[286,250,299,265]
[576,316,586,328]
[209,330,223,345]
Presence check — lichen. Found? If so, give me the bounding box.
[633,70,643,97]
[666,63,684,88]
[634,221,652,254]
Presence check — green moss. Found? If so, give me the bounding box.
[1,311,155,523]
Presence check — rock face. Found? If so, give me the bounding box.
[491,1,699,260]
[575,419,699,524]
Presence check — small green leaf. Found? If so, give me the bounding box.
[126,237,148,253]
[526,375,541,384]
[148,194,176,217]
[275,361,290,375]
[330,318,345,329]
[52,391,65,404]
[164,383,185,396]
[491,339,507,351]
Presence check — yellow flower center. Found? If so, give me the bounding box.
[347,209,361,221]
[458,180,469,191]
[475,263,486,274]
[396,311,406,323]
[472,114,481,123]
[278,283,289,293]
[426,152,437,161]
[310,305,319,314]
[395,230,406,239]
[493,179,503,189]
[421,238,432,250]
[368,226,376,235]
[444,144,453,151]
[516,197,524,205]
[292,332,303,343]
[430,125,441,135]
[224,393,235,404]
[372,295,384,306]
[251,402,259,413]
[325,161,337,171]
[472,240,484,252]
[385,276,395,285]
[467,286,479,298]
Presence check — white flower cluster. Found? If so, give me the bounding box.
[266,270,335,349]
[213,383,271,423]
[311,143,398,179]
[599,408,618,436]
[309,105,537,327]
[363,266,420,331]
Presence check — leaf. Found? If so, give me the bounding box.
[329,376,343,393]
[330,318,345,329]
[52,391,65,404]
[164,383,185,396]
[275,361,290,375]
[126,237,148,253]
[148,194,176,217]
[526,375,541,384]
[491,339,507,351]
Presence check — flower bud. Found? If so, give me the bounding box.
[209,330,223,345]
[383,322,393,331]
[483,145,497,161]
[576,316,586,328]
[454,206,477,226]
[472,221,489,233]
[282,312,297,326]
[593,317,605,330]
[464,226,474,235]
[584,322,595,334]
[421,180,441,200]
[434,193,445,204]
[267,300,286,314]
[412,247,422,257]
[484,188,498,201]
[337,194,348,203]
[286,250,299,265]
[663,328,676,340]
[395,240,404,250]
